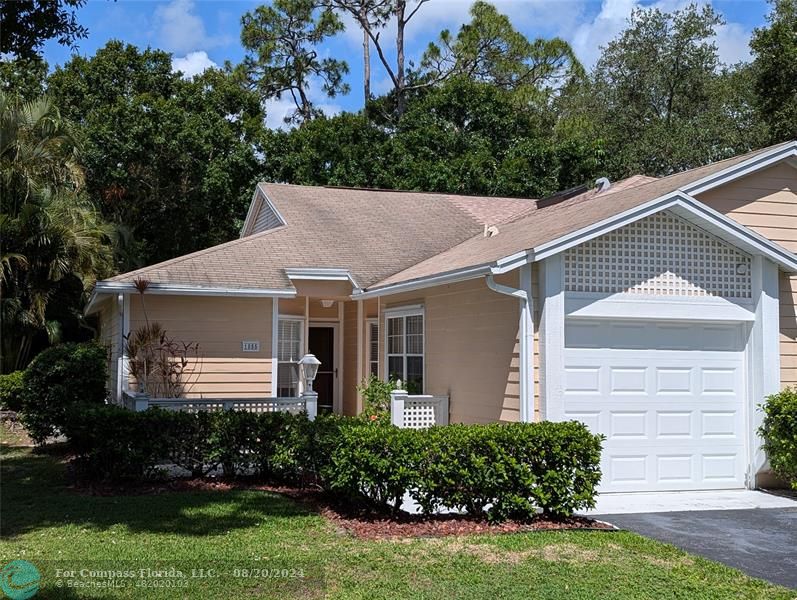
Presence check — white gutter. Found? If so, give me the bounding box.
[486,265,533,423]
[92,282,298,298]
[353,264,492,300]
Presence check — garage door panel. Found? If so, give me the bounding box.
[563,319,746,493]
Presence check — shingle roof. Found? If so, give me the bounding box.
[106,184,536,290]
[103,141,796,294]
[370,143,795,289]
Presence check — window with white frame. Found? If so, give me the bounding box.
[277,318,303,397]
[367,320,379,376]
[385,308,424,394]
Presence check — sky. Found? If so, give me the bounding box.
[41,0,773,128]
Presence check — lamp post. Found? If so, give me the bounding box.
[298,353,321,420]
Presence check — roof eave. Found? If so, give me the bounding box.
[528,191,797,273]
[92,281,298,298]
[683,141,797,197]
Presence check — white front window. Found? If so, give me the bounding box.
[367,320,379,376]
[277,318,303,397]
[385,308,424,393]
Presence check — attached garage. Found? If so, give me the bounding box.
[539,203,790,493]
[562,319,747,492]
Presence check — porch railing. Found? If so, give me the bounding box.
[390,389,449,429]
[121,391,316,419]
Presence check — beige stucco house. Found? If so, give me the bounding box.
[88,141,797,493]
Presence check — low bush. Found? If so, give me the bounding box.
[323,420,603,520]
[322,421,423,513]
[759,388,797,490]
[63,405,345,483]
[0,371,25,411]
[63,403,603,521]
[21,343,107,444]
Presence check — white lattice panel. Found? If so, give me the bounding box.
[403,399,439,429]
[564,211,751,298]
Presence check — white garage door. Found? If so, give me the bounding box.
[563,319,747,493]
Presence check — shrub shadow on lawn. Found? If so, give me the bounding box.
[0,448,315,540]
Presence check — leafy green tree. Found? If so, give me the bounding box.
[751,0,797,142]
[0,56,48,101]
[576,4,765,177]
[47,42,264,268]
[242,0,349,124]
[0,0,87,59]
[0,92,114,372]
[262,112,389,187]
[420,2,584,106]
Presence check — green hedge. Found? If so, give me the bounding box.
[0,371,25,411]
[63,406,344,483]
[21,343,107,444]
[325,421,603,520]
[759,388,797,490]
[63,406,602,521]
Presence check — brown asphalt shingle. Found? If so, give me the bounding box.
[107,184,535,290]
[104,142,795,293]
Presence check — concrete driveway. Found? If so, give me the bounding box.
[597,505,797,589]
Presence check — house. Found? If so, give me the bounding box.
[87,140,797,493]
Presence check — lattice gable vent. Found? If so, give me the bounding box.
[564,211,752,299]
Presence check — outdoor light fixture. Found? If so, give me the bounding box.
[320,299,335,308]
[298,353,321,391]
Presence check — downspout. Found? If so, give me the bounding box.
[486,264,534,423]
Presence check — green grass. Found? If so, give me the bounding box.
[0,438,792,599]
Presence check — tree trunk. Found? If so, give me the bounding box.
[395,1,406,116]
[363,28,371,103]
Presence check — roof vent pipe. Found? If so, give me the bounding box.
[595,177,611,193]
[484,224,500,238]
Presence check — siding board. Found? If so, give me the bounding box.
[698,162,797,387]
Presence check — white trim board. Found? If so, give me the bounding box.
[565,293,756,322]
[93,282,297,298]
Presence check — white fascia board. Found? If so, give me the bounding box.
[566,292,755,322]
[93,281,297,298]
[492,250,531,274]
[240,187,263,237]
[354,264,492,300]
[84,290,101,315]
[285,268,361,290]
[683,142,797,197]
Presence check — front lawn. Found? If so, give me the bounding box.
[0,439,790,599]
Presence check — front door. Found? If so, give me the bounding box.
[309,325,336,414]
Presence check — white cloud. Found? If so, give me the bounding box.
[172,51,218,78]
[264,77,343,130]
[153,0,230,55]
[569,0,753,68]
[714,21,752,65]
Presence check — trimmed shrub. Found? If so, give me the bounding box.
[63,404,169,479]
[326,420,603,520]
[0,371,25,411]
[322,421,423,513]
[21,343,107,444]
[62,403,603,521]
[759,388,797,490]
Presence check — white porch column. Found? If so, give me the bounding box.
[538,254,565,422]
[390,388,408,427]
[749,256,781,485]
[271,297,279,397]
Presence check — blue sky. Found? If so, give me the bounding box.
[42,0,771,128]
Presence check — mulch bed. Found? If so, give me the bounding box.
[70,477,616,539]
